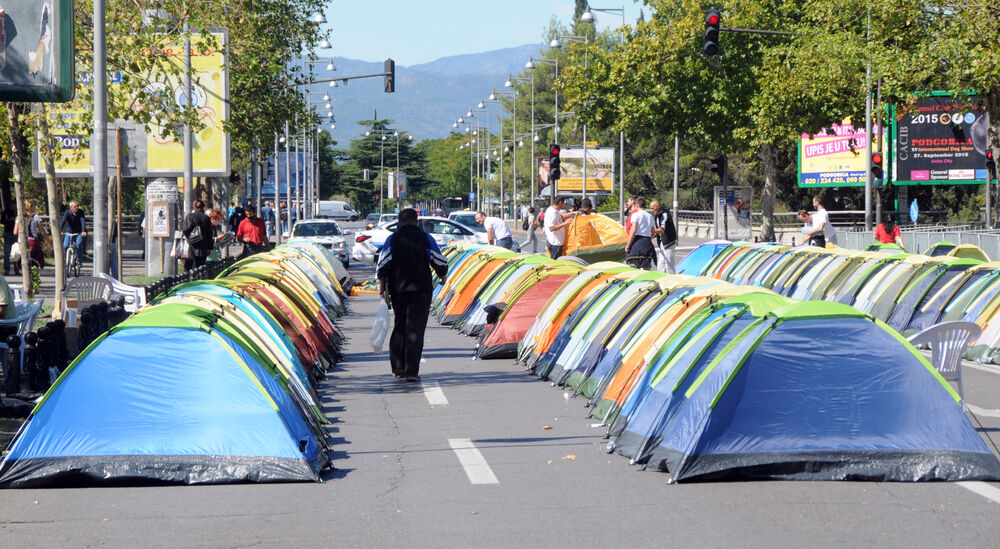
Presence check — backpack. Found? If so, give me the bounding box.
[521,216,529,231]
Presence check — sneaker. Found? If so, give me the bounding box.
[392,372,404,378]
[405,375,421,382]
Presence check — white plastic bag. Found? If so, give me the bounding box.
[370,300,392,353]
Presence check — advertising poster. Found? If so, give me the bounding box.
[0,0,75,102]
[893,94,990,185]
[388,172,407,199]
[35,31,229,177]
[714,186,752,240]
[798,120,882,187]
[150,202,170,237]
[261,152,305,197]
[556,147,615,192]
[144,31,230,176]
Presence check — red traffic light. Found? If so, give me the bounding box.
[872,153,883,165]
[707,13,720,25]
[988,150,994,160]
[549,144,561,156]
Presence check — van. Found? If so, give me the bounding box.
[318,200,359,221]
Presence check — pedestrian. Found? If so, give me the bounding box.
[579,198,594,215]
[377,208,449,382]
[543,196,580,259]
[261,201,275,242]
[60,200,89,262]
[874,212,904,248]
[476,210,513,249]
[2,202,17,275]
[625,197,655,270]
[13,199,46,271]
[520,206,539,253]
[138,210,146,261]
[623,196,636,233]
[650,200,678,274]
[229,202,245,234]
[182,199,213,271]
[803,195,836,247]
[236,205,268,257]
[798,210,823,247]
[279,201,289,234]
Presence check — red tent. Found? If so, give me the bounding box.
[477,275,572,359]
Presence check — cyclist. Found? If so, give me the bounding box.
[60,200,88,266]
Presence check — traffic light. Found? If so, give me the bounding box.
[229,170,241,185]
[710,154,727,180]
[704,9,721,56]
[548,143,561,181]
[871,152,884,182]
[987,150,997,182]
[384,58,395,93]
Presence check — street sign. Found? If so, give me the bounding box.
[468,192,475,202]
[0,0,75,102]
[910,199,919,223]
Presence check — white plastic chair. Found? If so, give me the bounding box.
[97,272,147,313]
[0,299,45,376]
[8,284,25,304]
[61,276,113,324]
[907,321,982,410]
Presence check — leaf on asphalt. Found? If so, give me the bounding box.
[561,454,576,461]
[542,425,553,430]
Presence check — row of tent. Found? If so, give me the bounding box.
[677,240,1000,363]
[432,242,1000,482]
[0,242,350,488]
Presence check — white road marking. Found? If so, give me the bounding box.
[958,482,1000,504]
[448,438,499,485]
[423,382,449,405]
[966,361,1000,375]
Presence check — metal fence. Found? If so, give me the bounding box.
[840,226,1000,261]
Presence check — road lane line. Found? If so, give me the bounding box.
[448,438,499,485]
[967,404,1000,418]
[423,382,449,405]
[958,482,1000,504]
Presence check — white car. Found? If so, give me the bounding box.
[290,218,352,268]
[448,211,486,234]
[352,216,487,264]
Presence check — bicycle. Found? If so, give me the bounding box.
[64,233,82,278]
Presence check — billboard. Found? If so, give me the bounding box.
[0,0,74,102]
[536,148,615,195]
[798,120,883,187]
[892,94,990,185]
[261,151,306,197]
[555,147,615,192]
[33,30,229,177]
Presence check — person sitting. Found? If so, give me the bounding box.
[874,213,904,248]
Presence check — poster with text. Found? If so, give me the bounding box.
[893,95,989,185]
[798,121,882,187]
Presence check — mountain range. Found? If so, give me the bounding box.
[304,44,543,146]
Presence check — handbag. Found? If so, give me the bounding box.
[187,224,205,246]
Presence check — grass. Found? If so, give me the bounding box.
[0,417,22,448]
[126,275,167,286]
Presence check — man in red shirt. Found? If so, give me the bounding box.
[236,205,268,256]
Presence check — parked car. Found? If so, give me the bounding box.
[317,200,359,221]
[290,218,351,268]
[448,211,486,233]
[364,213,381,230]
[352,216,487,264]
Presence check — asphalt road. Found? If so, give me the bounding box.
[2,219,1000,547]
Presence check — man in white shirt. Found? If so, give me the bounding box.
[804,195,837,247]
[475,211,514,249]
[626,196,656,269]
[543,196,579,259]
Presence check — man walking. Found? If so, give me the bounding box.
[476,210,513,249]
[650,200,678,274]
[377,208,449,382]
[261,201,275,242]
[543,196,579,259]
[182,199,213,270]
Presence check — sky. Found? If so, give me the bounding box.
[319,1,643,66]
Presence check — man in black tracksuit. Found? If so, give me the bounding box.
[376,208,449,382]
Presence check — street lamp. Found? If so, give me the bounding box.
[489,88,517,218]
[580,3,630,224]
[552,35,594,201]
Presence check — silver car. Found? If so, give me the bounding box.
[290,218,352,268]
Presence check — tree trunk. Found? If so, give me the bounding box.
[39,105,65,319]
[758,143,778,242]
[7,103,33,296]
[986,85,1000,227]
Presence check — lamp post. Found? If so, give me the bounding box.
[527,56,560,203]
[466,106,490,210]
[551,35,591,202]
[507,73,534,208]
[582,4,628,223]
